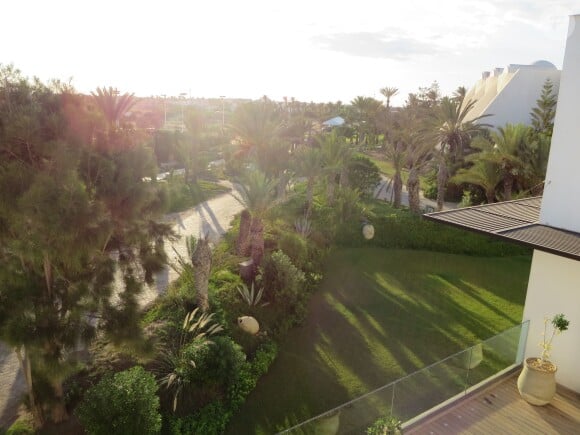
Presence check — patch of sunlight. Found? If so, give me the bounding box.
[395,342,426,370]
[361,312,388,340]
[315,339,369,397]
[427,274,518,324]
[323,294,401,377]
[372,273,417,304]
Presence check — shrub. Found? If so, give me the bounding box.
[348,155,381,196]
[76,366,162,435]
[334,202,529,257]
[5,417,34,435]
[165,340,278,435]
[260,251,308,337]
[366,415,402,435]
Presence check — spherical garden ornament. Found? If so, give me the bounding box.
[238,316,260,335]
[362,223,375,240]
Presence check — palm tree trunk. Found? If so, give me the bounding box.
[50,380,68,423]
[436,159,448,211]
[326,175,336,205]
[15,346,44,428]
[306,178,314,218]
[503,174,513,201]
[393,170,402,208]
[407,168,421,214]
[340,167,349,188]
[192,237,212,312]
[250,217,264,273]
[486,188,495,204]
[236,210,251,256]
[277,172,287,199]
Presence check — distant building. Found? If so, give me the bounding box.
[464,60,561,128]
[322,116,345,128]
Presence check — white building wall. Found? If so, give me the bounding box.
[522,250,580,393]
[540,15,580,233]
[480,68,560,128]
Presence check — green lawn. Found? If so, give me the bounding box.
[227,248,531,434]
[358,152,429,190]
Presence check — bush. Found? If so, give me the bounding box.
[348,155,381,196]
[366,415,402,435]
[76,366,162,435]
[334,201,530,257]
[260,251,308,337]
[165,340,278,435]
[5,417,34,435]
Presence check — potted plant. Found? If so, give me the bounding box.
[517,313,570,405]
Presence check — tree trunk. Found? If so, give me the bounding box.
[50,380,68,423]
[503,174,513,201]
[393,170,402,208]
[326,175,336,205]
[306,178,314,218]
[277,171,287,199]
[407,168,421,214]
[15,346,44,428]
[340,166,349,188]
[191,237,212,312]
[436,159,448,211]
[486,188,495,204]
[249,216,264,273]
[236,210,251,256]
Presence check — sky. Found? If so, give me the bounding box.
[2,0,578,106]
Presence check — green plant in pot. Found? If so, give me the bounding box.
[517,314,570,405]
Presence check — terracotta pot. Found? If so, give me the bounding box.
[517,357,557,405]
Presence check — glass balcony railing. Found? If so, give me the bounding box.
[279,321,529,435]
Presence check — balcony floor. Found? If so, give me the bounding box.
[406,372,580,435]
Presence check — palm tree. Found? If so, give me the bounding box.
[380,87,399,110]
[229,100,281,166]
[406,135,433,214]
[432,97,490,210]
[452,86,468,105]
[452,159,501,203]
[191,235,212,312]
[294,147,323,217]
[319,132,352,204]
[486,124,529,200]
[384,140,405,207]
[91,86,137,129]
[235,171,278,271]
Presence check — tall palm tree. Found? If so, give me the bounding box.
[319,132,352,204]
[294,147,323,217]
[406,135,433,214]
[235,171,278,271]
[229,100,281,166]
[452,86,468,105]
[380,87,399,110]
[432,97,490,210]
[384,140,405,208]
[486,123,529,200]
[91,86,137,129]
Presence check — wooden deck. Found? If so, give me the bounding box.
[406,373,580,435]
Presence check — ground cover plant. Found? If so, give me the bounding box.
[228,248,531,433]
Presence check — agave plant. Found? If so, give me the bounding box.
[294,216,312,238]
[237,282,268,308]
[157,308,223,411]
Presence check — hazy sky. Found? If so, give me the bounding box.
[2,1,578,105]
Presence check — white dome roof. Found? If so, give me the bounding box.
[532,60,557,69]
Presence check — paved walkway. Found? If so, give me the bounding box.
[0,181,244,429]
[374,176,458,211]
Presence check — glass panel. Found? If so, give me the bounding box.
[392,349,470,422]
[284,384,395,434]
[282,322,529,434]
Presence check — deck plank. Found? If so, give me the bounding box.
[406,374,580,435]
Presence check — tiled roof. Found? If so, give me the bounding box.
[423,197,580,261]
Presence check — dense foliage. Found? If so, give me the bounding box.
[76,366,162,435]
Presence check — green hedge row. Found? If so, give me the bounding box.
[335,206,530,257]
